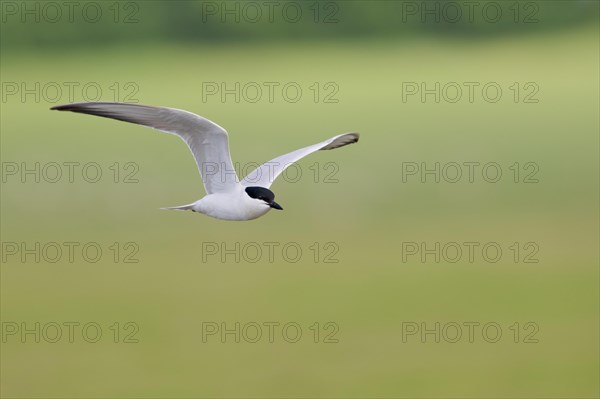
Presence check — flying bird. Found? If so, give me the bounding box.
[51,102,359,221]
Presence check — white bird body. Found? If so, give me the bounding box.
[51,102,359,221]
[173,188,272,221]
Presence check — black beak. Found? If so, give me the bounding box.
[269,201,283,210]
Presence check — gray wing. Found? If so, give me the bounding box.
[51,102,239,194]
[241,133,359,189]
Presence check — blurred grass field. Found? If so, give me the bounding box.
[1,24,599,398]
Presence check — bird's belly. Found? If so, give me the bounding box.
[196,195,270,221]
[206,206,270,221]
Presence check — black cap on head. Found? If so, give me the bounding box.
[245,187,283,210]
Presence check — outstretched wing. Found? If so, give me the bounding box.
[51,102,239,194]
[241,133,359,189]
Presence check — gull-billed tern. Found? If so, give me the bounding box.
[51,102,359,221]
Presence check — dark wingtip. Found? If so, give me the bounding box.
[322,132,360,150]
[50,102,117,112]
[50,104,76,111]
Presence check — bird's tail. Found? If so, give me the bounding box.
[160,203,196,211]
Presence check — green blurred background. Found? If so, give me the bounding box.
[1,1,598,397]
